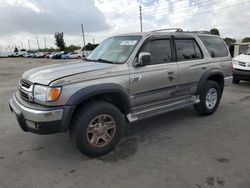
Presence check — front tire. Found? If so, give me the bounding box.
[194,80,221,116]
[70,101,125,157]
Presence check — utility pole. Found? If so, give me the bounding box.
[28,40,31,50]
[36,36,40,50]
[44,37,47,49]
[81,23,86,48]
[139,5,142,32]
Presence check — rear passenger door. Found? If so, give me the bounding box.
[174,37,206,97]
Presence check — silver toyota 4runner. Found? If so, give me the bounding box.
[9,29,232,157]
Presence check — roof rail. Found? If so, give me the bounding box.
[151,28,183,32]
[183,30,210,34]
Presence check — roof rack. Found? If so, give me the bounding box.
[151,28,183,32]
[182,30,210,34]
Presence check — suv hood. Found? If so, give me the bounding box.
[22,61,114,85]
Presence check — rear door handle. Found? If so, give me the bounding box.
[167,70,175,75]
[202,66,207,70]
[131,76,141,83]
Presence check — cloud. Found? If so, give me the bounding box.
[0,0,110,36]
[0,0,250,50]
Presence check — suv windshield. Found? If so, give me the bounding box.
[87,36,142,64]
[244,48,250,55]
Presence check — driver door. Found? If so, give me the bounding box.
[129,36,178,109]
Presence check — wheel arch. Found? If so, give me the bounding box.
[66,83,131,115]
[196,69,225,95]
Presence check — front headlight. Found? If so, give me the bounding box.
[34,85,61,103]
[232,59,238,66]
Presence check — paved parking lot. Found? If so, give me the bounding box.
[1,58,250,188]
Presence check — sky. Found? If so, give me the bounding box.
[0,0,250,51]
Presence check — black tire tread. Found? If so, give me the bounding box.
[194,80,221,116]
[70,100,125,157]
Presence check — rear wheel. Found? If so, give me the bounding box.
[194,80,221,116]
[70,101,125,157]
[233,77,240,84]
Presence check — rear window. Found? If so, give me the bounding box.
[198,35,228,58]
[175,39,203,61]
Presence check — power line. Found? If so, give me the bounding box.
[107,0,225,25]
[153,0,250,21]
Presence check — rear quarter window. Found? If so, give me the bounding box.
[198,35,228,58]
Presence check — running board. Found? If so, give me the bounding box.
[127,95,200,123]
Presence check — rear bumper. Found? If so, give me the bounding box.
[9,93,75,135]
[233,69,250,81]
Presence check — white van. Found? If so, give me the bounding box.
[233,47,250,83]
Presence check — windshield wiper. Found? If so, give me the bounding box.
[85,58,116,64]
[97,58,114,64]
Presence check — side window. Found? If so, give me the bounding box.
[175,39,203,61]
[198,35,228,57]
[142,39,172,65]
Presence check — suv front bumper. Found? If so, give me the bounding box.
[9,92,75,134]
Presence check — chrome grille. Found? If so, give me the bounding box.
[19,90,29,100]
[238,62,246,67]
[19,79,33,101]
[20,79,32,89]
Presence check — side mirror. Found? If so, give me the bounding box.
[135,52,151,66]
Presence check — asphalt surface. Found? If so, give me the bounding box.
[1,58,250,188]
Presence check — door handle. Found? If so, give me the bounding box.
[201,66,207,70]
[167,70,175,75]
[131,76,141,83]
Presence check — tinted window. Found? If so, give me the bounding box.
[175,39,203,61]
[198,35,228,57]
[142,39,172,64]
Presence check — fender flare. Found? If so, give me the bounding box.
[195,69,224,95]
[66,83,131,113]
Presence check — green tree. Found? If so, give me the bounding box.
[66,45,81,51]
[242,37,250,43]
[210,28,220,36]
[223,37,236,45]
[14,46,19,52]
[82,43,98,51]
[54,32,66,51]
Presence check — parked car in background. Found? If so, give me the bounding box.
[49,52,58,59]
[232,47,250,83]
[14,51,26,57]
[62,52,82,59]
[24,52,34,58]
